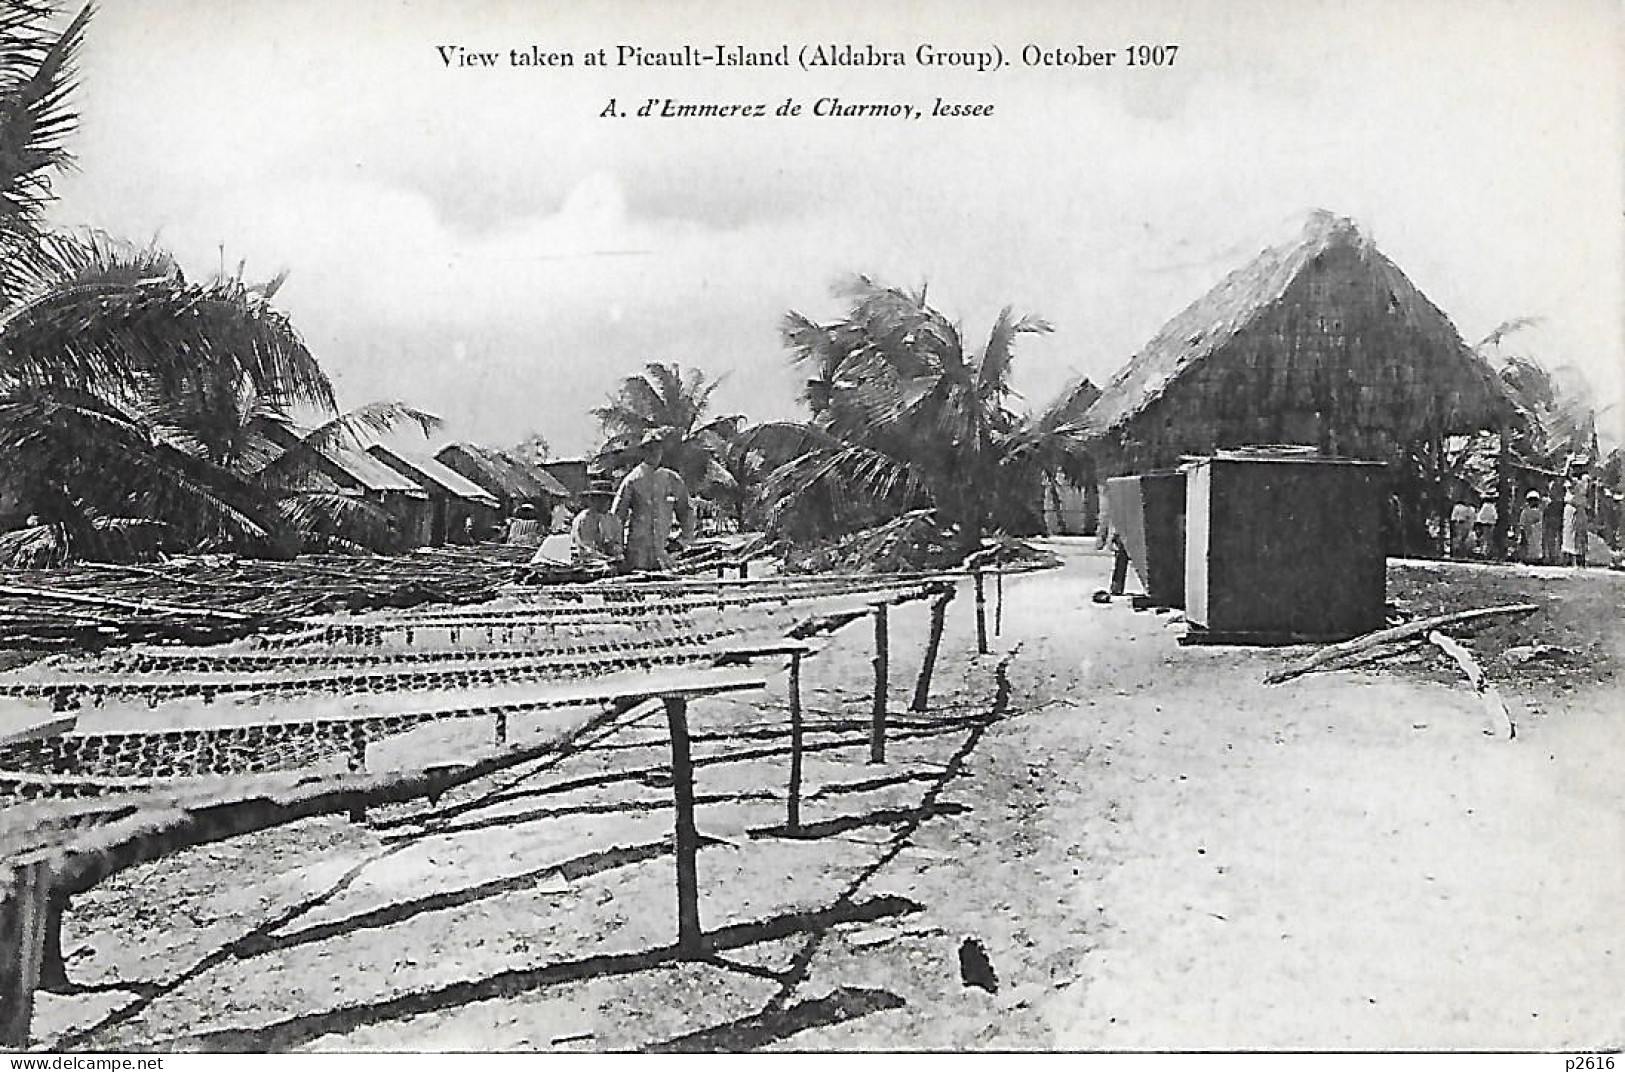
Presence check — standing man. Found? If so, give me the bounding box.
[1472,493,1499,559]
[612,431,694,572]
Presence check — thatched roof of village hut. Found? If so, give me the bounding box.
[1071,210,1516,473]
[435,442,568,500]
[247,419,427,496]
[368,445,500,507]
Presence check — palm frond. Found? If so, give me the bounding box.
[757,440,932,533]
[978,306,1052,400]
[0,387,274,547]
[1475,316,1544,354]
[0,255,331,411]
[255,400,441,486]
[272,490,397,553]
[298,399,441,452]
[0,2,92,306]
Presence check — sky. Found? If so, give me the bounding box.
[45,0,1625,457]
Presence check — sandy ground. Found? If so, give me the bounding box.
[23,540,1625,1051]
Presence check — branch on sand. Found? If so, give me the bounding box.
[1264,603,1540,685]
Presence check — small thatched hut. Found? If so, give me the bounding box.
[1066,211,1518,552]
[1038,374,1103,534]
[541,457,592,499]
[434,442,569,518]
[1072,211,1515,475]
[253,422,432,548]
[368,445,500,545]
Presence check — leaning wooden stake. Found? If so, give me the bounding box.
[870,604,889,763]
[664,695,704,955]
[973,570,988,654]
[911,589,955,712]
[1265,603,1540,685]
[0,860,51,1049]
[786,651,805,832]
[37,893,66,994]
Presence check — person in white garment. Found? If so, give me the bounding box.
[569,480,622,568]
[612,432,694,572]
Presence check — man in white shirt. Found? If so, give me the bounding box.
[612,432,694,572]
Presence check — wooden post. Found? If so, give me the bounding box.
[1109,539,1130,596]
[1431,426,1448,558]
[870,604,889,763]
[973,569,988,654]
[911,589,952,712]
[664,695,703,955]
[494,709,508,746]
[1497,422,1514,560]
[994,559,1004,637]
[0,860,50,1048]
[37,893,66,993]
[738,559,749,580]
[786,652,804,832]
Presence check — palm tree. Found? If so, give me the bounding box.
[0,5,433,562]
[592,361,743,499]
[0,2,92,309]
[759,275,1085,557]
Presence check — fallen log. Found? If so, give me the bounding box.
[1264,603,1539,685]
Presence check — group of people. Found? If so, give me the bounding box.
[1451,476,1595,566]
[508,432,695,574]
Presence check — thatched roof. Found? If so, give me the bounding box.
[435,442,568,499]
[249,419,426,496]
[1077,210,1514,445]
[1046,374,1102,426]
[324,444,428,496]
[368,446,499,507]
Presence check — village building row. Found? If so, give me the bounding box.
[246,425,571,551]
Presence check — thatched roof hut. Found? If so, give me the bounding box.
[369,445,499,544]
[435,442,568,513]
[247,421,432,549]
[1072,210,1516,475]
[541,457,592,498]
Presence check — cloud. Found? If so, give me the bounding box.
[42,0,1624,452]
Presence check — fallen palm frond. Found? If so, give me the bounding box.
[1426,630,1516,739]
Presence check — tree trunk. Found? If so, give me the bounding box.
[955,495,984,560]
